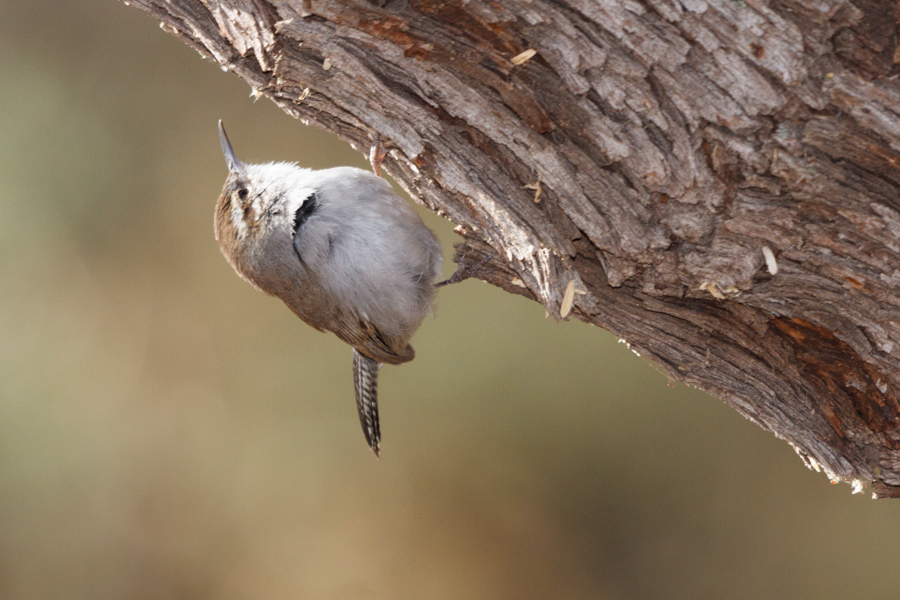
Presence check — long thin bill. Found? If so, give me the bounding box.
[218,120,246,176]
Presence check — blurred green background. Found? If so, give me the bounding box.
[1,2,897,599]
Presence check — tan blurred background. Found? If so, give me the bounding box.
[0,2,898,599]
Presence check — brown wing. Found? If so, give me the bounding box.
[332,316,415,366]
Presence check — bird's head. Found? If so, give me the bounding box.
[215,120,267,251]
[214,121,317,291]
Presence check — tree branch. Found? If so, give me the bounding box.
[125,0,900,497]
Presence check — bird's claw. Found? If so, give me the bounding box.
[436,250,497,287]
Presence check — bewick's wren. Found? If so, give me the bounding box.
[214,121,443,456]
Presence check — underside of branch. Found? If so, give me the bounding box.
[126,0,900,497]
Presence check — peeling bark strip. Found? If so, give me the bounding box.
[125,0,900,497]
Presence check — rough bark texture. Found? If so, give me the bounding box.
[125,0,900,497]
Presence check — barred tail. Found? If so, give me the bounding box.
[352,349,382,457]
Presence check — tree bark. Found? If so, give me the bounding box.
[126,0,900,497]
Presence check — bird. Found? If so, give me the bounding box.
[214,120,444,456]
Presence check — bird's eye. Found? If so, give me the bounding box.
[237,188,249,200]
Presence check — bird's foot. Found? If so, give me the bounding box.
[436,250,498,287]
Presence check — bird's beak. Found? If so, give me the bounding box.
[218,120,246,176]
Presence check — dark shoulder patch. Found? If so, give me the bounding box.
[292,192,319,237]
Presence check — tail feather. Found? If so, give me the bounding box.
[352,349,382,456]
